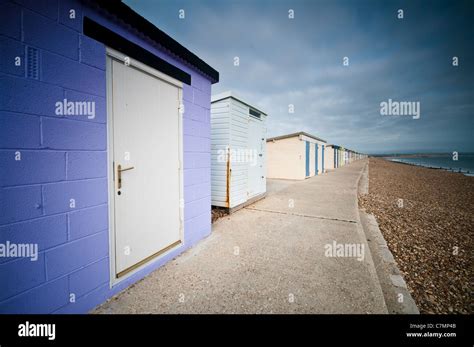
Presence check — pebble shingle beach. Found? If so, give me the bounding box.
[359,158,474,314]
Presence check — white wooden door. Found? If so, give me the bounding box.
[247,117,264,198]
[108,55,182,278]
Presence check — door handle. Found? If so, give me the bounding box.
[117,164,135,189]
[118,165,135,172]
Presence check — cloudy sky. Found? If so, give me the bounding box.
[125,0,473,154]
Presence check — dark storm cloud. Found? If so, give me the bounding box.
[125,0,474,154]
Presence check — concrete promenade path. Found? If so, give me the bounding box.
[94,159,387,313]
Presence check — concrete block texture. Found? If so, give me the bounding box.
[0,0,214,313]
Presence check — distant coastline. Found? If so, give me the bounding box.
[371,152,474,158]
[377,154,474,176]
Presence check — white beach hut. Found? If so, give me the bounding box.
[324,144,336,170]
[211,91,267,211]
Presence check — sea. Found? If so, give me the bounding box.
[385,154,474,176]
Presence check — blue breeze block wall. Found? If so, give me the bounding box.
[0,0,213,313]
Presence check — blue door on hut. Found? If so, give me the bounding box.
[315,143,319,175]
[305,141,310,177]
[322,145,325,172]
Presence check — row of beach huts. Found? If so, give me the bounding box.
[210,91,367,211]
[0,0,365,314]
